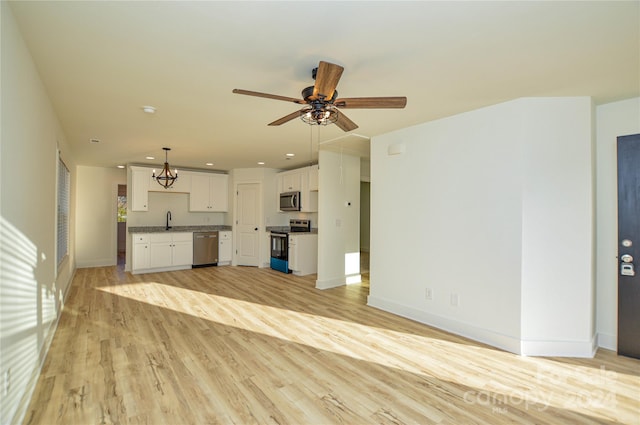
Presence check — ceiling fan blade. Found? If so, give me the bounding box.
[334,97,407,109]
[335,110,358,132]
[268,109,304,126]
[233,89,305,104]
[313,61,344,101]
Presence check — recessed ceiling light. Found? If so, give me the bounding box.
[257,161,265,165]
[142,106,156,114]
[205,162,214,166]
[117,165,125,169]
[145,156,155,160]
[89,138,100,144]
[285,153,295,157]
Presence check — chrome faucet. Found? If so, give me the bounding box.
[166,211,172,230]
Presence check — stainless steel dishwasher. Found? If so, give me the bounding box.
[193,231,218,267]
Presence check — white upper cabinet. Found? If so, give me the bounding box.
[276,166,318,212]
[280,171,303,193]
[130,166,228,213]
[308,164,319,191]
[189,173,229,212]
[131,166,150,211]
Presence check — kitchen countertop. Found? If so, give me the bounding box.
[128,225,232,233]
[266,226,318,234]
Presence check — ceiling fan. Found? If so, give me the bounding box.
[232,61,407,132]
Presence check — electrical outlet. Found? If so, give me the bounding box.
[425,288,433,300]
[450,293,459,307]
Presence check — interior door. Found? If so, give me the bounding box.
[617,133,640,359]
[236,183,260,266]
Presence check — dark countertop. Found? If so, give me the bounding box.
[266,226,318,234]
[128,225,232,233]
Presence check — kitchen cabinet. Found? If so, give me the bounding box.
[288,233,318,276]
[308,164,319,191]
[132,234,150,270]
[276,166,318,212]
[189,173,229,212]
[218,231,232,265]
[279,170,303,193]
[131,167,150,211]
[131,232,193,273]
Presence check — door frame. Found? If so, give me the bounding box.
[232,180,264,267]
[617,133,640,358]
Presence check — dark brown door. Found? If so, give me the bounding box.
[617,133,640,359]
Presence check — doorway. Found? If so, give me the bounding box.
[117,184,127,266]
[235,182,261,266]
[617,134,640,359]
[360,181,370,279]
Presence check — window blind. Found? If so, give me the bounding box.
[57,156,70,267]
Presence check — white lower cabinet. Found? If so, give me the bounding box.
[132,232,193,273]
[132,234,150,270]
[288,234,318,276]
[218,231,232,265]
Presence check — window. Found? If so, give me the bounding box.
[57,156,70,267]
[117,185,127,222]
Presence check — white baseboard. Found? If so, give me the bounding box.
[596,332,617,351]
[76,258,117,268]
[520,335,597,358]
[367,296,598,358]
[131,264,192,275]
[316,277,345,290]
[367,296,522,355]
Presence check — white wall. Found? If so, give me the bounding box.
[317,150,361,289]
[595,97,640,350]
[368,97,595,357]
[0,4,76,423]
[519,98,595,356]
[369,100,525,353]
[76,166,126,267]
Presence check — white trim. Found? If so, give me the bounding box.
[367,296,522,355]
[76,258,117,268]
[597,332,617,351]
[315,277,345,290]
[130,264,192,275]
[520,336,597,358]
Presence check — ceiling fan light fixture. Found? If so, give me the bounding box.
[152,147,178,189]
[300,104,338,126]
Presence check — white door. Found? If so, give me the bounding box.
[236,183,260,266]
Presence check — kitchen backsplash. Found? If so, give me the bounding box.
[127,191,227,227]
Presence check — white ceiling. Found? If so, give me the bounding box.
[8,1,639,171]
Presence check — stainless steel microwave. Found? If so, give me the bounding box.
[279,191,300,211]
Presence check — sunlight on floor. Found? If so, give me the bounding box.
[97,280,638,423]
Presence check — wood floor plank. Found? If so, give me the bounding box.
[23,265,640,424]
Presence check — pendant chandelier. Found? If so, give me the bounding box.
[153,147,178,189]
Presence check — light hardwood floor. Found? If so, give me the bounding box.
[25,265,639,424]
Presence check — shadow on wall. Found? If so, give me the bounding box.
[0,217,58,423]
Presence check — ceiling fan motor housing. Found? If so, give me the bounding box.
[302,85,337,102]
